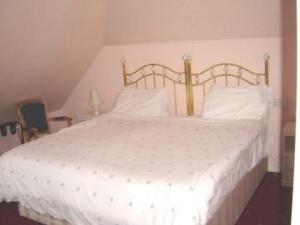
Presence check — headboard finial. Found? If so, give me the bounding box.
[264,53,270,61]
[183,54,192,61]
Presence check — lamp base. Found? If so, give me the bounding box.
[92,105,99,116]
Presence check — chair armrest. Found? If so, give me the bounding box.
[49,116,73,126]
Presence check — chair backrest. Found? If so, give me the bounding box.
[16,99,50,133]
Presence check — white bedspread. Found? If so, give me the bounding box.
[0,113,266,225]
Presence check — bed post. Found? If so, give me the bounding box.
[264,53,270,86]
[121,58,127,86]
[183,55,194,115]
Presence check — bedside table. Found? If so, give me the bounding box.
[281,121,295,187]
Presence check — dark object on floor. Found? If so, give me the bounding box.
[0,121,25,144]
[0,173,292,225]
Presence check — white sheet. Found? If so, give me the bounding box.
[0,113,266,225]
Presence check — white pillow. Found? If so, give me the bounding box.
[112,88,168,116]
[201,85,270,120]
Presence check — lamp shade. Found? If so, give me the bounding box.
[88,90,103,106]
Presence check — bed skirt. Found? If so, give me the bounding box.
[207,156,267,225]
[18,157,268,225]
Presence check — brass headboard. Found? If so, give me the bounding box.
[121,54,270,116]
[121,58,190,115]
[187,54,270,115]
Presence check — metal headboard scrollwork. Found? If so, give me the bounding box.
[188,54,270,115]
[121,54,270,116]
[121,57,191,115]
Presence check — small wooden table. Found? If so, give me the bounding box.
[49,116,73,127]
[281,121,295,187]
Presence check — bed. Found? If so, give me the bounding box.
[0,54,271,225]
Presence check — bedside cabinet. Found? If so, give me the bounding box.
[281,121,295,187]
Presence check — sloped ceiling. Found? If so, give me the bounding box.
[1,0,282,122]
[0,0,107,122]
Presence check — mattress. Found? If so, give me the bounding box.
[18,157,268,225]
[0,113,267,225]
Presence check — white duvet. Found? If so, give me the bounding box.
[0,113,266,225]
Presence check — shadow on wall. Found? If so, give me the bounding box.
[281,0,297,125]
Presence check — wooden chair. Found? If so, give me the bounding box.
[16,99,73,142]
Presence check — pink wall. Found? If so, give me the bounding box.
[0,0,282,123]
[281,0,297,124]
[105,0,280,45]
[63,38,282,172]
[0,0,107,122]
[0,134,20,156]
[1,0,292,173]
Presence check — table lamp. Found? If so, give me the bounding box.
[88,89,103,115]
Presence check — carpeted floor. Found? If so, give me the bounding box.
[0,173,292,225]
[236,173,292,225]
